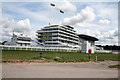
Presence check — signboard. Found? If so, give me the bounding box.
[88,49,92,61]
[88,49,92,54]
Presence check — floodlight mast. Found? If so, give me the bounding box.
[49,3,64,25]
[49,3,55,25]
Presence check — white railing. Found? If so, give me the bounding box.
[45,41,60,43]
[59,30,78,38]
[95,50,111,53]
[37,30,59,33]
[58,33,78,41]
[1,45,80,52]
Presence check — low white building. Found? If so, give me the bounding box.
[5,32,32,46]
[81,41,95,53]
[78,34,98,53]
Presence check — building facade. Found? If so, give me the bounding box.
[5,32,32,46]
[78,34,98,53]
[36,25,80,48]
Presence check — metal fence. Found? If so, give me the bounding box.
[0,45,80,52]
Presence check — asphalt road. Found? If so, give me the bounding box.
[2,61,118,78]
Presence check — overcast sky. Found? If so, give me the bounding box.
[1,0,119,45]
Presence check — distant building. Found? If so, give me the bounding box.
[5,32,32,46]
[78,34,98,53]
[36,25,80,48]
[95,45,120,51]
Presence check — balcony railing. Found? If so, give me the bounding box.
[52,37,78,44]
[45,41,60,43]
[58,30,78,38]
[37,30,59,33]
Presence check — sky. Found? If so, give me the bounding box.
[0,0,119,45]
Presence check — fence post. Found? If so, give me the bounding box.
[15,47,16,50]
[40,48,41,51]
[8,47,10,50]
[45,48,46,51]
[20,47,22,50]
[96,56,97,62]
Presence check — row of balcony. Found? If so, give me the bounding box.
[52,37,79,44]
[36,37,78,44]
[52,33,78,41]
[59,27,76,34]
[45,41,60,43]
[37,30,78,38]
[45,41,78,46]
[37,37,79,43]
[58,30,78,38]
[37,26,78,37]
[41,26,75,33]
[44,42,79,47]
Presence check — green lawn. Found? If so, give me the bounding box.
[108,64,120,68]
[2,50,119,62]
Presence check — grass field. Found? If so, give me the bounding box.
[2,50,119,62]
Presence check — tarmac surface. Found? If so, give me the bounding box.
[2,61,118,78]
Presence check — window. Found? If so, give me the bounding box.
[53,40,57,41]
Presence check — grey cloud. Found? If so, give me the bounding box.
[97,29,118,45]
[1,19,34,42]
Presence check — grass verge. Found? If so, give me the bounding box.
[108,64,120,69]
[2,50,119,63]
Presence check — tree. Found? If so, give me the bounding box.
[2,41,7,45]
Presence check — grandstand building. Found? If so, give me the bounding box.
[36,25,80,48]
[5,32,32,46]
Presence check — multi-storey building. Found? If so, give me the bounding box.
[36,25,80,48]
[5,32,32,46]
